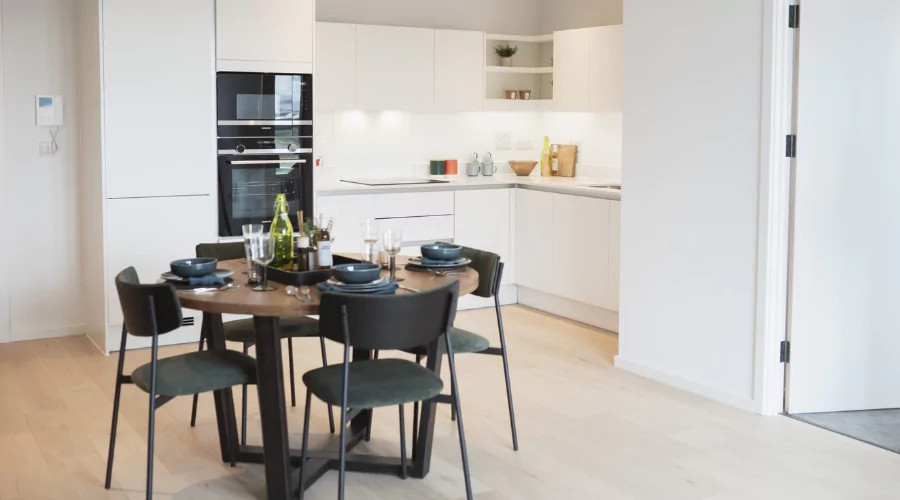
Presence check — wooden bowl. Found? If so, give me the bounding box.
[509,161,538,176]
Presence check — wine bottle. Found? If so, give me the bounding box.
[270,194,294,270]
[316,215,333,270]
[541,136,552,176]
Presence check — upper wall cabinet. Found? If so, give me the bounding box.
[316,22,357,110]
[355,25,435,112]
[216,0,314,73]
[103,0,216,199]
[589,25,623,112]
[435,30,484,112]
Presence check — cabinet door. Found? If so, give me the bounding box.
[435,30,484,112]
[316,23,357,110]
[608,200,621,311]
[552,194,610,307]
[103,0,216,198]
[356,25,435,112]
[553,28,592,112]
[216,0,313,66]
[589,25,623,112]
[515,189,554,291]
[454,189,512,284]
[316,194,374,254]
[106,196,217,348]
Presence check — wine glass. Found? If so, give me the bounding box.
[381,228,403,281]
[250,233,277,291]
[242,224,263,284]
[361,219,380,264]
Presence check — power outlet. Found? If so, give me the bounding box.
[495,133,513,150]
[516,139,535,150]
[39,142,54,156]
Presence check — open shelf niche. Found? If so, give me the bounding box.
[484,33,553,111]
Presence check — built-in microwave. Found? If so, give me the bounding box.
[216,72,312,137]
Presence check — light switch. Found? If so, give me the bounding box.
[39,142,54,155]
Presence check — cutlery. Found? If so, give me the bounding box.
[399,285,419,293]
[433,270,467,276]
[184,282,238,293]
[286,285,313,303]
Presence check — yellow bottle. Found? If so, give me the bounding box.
[541,136,552,176]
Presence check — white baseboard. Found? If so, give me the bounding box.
[613,355,757,413]
[517,286,619,333]
[6,324,85,343]
[457,284,517,311]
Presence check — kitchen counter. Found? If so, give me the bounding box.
[316,174,622,201]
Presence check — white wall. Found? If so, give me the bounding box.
[314,110,622,181]
[0,0,83,342]
[540,0,622,32]
[317,0,543,35]
[616,0,764,410]
[0,2,8,343]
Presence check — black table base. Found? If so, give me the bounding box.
[203,313,441,500]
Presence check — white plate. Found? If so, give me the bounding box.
[161,269,235,282]
[327,276,389,289]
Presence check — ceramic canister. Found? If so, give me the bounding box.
[429,160,446,175]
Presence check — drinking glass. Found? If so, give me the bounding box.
[250,233,277,291]
[381,228,403,281]
[361,219,380,264]
[242,224,264,284]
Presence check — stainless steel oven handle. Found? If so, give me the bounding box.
[217,120,313,126]
[227,160,307,165]
[218,148,313,155]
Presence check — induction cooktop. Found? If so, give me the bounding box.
[340,178,450,186]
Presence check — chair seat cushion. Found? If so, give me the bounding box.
[131,350,257,397]
[303,359,443,409]
[224,316,319,344]
[406,327,491,356]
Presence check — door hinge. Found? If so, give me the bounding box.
[786,134,797,158]
[780,340,791,363]
[788,5,800,28]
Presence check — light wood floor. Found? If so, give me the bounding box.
[2,306,899,499]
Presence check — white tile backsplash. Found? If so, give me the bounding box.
[314,109,622,179]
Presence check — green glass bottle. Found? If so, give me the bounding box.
[270,194,294,270]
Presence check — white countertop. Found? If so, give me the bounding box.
[316,174,622,201]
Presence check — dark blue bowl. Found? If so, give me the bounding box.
[332,263,382,285]
[170,258,218,278]
[421,243,462,261]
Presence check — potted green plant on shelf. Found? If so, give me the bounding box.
[494,44,519,67]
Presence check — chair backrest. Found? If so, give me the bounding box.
[115,267,183,337]
[196,241,245,260]
[457,245,501,298]
[318,281,460,351]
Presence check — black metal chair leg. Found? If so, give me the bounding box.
[450,382,457,421]
[319,335,335,434]
[399,404,408,479]
[412,353,422,456]
[338,398,348,499]
[288,338,297,408]
[145,330,160,500]
[104,326,128,489]
[365,350,379,442]
[298,390,313,500]
[446,350,473,500]
[495,296,519,451]
[189,334,205,427]
[241,344,249,447]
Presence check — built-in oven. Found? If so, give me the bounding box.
[216,72,312,137]
[217,136,313,238]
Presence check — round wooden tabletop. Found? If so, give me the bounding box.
[177,256,479,317]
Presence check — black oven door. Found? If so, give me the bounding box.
[217,72,312,137]
[217,153,313,237]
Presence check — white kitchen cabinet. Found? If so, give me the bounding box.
[435,29,484,112]
[608,200,621,311]
[315,22,357,110]
[356,25,435,112]
[105,196,217,349]
[515,189,554,291]
[454,189,512,283]
[551,194,611,308]
[380,216,454,245]
[216,0,314,73]
[589,25,623,112]
[372,191,454,219]
[553,28,592,112]
[316,194,375,254]
[102,0,216,199]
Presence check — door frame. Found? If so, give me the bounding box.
[752,0,799,415]
[0,4,9,344]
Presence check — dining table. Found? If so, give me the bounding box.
[176,255,480,500]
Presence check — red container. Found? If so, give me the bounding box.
[445,159,459,175]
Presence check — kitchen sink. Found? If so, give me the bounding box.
[586,185,622,190]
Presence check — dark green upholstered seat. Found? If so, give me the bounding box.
[406,327,490,356]
[132,350,257,397]
[303,359,443,409]
[223,316,320,344]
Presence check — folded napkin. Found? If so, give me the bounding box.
[417,257,467,267]
[316,282,399,295]
[187,274,225,286]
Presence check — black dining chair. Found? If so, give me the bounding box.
[189,242,335,444]
[298,281,473,500]
[105,267,257,499]
[408,245,519,451]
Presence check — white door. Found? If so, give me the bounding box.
[553,28,591,112]
[787,0,900,413]
[515,189,554,291]
[434,29,484,112]
[216,0,313,67]
[315,23,357,110]
[589,25,623,112]
[551,194,610,307]
[355,25,435,112]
